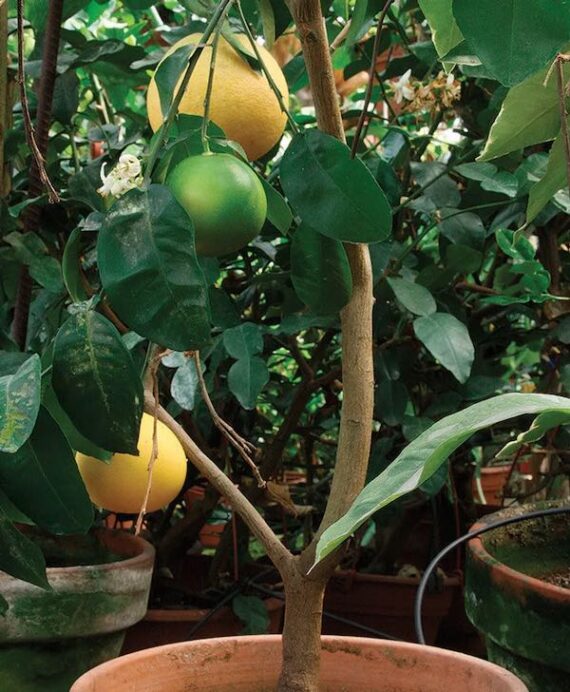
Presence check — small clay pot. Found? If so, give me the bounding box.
[72,635,526,691]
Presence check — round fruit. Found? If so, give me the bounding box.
[167,152,267,257]
[77,414,186,514]
[147,33,289,161]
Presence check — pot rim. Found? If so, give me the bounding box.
[71,634,527,691]
[0,528,155,584]
[468,503,570,603]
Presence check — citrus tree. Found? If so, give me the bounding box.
[1,0,570,689]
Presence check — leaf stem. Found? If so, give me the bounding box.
[555,54,570,191]
[144,0,235,185]
[236,0,299,134]
[201,24,223,154]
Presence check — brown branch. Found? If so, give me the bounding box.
[143,392,291,573]
[555,54,570,191]
[0,0,8,197]
[16,0,59,203]
[455,281,499,296]
[192,351,265,488]
[135,367,160,535]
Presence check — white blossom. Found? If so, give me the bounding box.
[393,69,414,104]
[98,153,143,198]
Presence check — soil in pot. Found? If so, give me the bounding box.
[72,634,527,691]
[465,501,570,692]
[0,529,154,692]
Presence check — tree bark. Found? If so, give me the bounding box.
[0,0,8,197]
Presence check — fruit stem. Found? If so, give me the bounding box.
[201,24,223,154]
[144,0,235,186]
[236,0,299,135]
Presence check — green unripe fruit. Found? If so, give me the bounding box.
[167,153,267,257]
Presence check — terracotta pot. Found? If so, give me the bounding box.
[72,634,526,691]
[466,501,570,691]
[322,570,459,644]
[472,465,512,504]
[121,597,284,654]
[199,521,226,548]
[0,529,154,692]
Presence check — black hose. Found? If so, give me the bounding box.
[414,505,570,645]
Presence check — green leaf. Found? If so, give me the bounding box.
[315,393,570,563]
[62,227,89,303]
[98,185,211,351]
[291,224,352,314]
[3,232,63,292]
[419,0,463,59]
[527,133,568,221]
[259,177,292,234]
[479,65,568,161]
[256,0,276,48]
[0,408,93,535]
[346,0,384,47]
[280,131,392,244]
[376,379,408,426]
[452,0,570,86]
[223,323,264,360]
[232,594,270,634]
[154,42,196,119]
[228,356,269,409]
[387,277,436,316]
[171,358,200,411]
[413,313,474,383]
[52,311,143,455]
[0,355,41,454]
[0,502,48,589]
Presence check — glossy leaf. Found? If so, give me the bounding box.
[223,323,264,360]
[387,277,436,317]
[228,356,269,410]
[527,133,568,221]
[479,65,568,161]
[0,407,93,535]
[52,311,143,454]
[98,185,211,351]
[0,501,49,589]
[62,227,89,303]
[171,358,200,411]
[419,0,463,59]
[260,177,293,234]
[0,355,41,454]
[452,0,570,86]
[154,42,195,119]
[291,224,352,314]
[315,393,570,563]
[413,313,474,383]
[280,131,392,244]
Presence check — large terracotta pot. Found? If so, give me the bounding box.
[72,634,526,691]
[121,597,284,654]
[322,569,459,644]
[0,529,154,692]
[466,502,570,691]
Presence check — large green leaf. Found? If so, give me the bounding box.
[228,357,269,410]
[413,313,474,383]
[419,0,463,59]
[0,498,49,589]
[0,408,93,535]
[291,224,352,314]
[527,133,568,221]
[0,355,41,454]
[62,227,89,303]
[52,311,143,454]
[452,0,570,86]
[479,66,568,161]
[98,185,211,351]
[280,131,392,244]
[315,393,570,563]
[223,323,264,360]
[387,277,436,317]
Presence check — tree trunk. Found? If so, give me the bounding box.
[277,559,327,692]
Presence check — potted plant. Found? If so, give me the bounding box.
[2,0,569,690]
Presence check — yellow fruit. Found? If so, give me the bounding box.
[77,414,186,514]
[147,33,289,161]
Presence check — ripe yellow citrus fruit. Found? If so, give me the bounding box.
[168,152,267,257]
[77,413,187,514]
[147,33,289,161]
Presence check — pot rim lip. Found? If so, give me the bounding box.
[0,528,155,583]
[467,503,570,602]
[71,634,527,690]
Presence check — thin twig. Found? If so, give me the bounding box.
[16,0,59,203]
[135,368,160,535]
[192,351,266,488]
[350,0,396,158]
[200,23,222,153]
[555,54,570,191]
